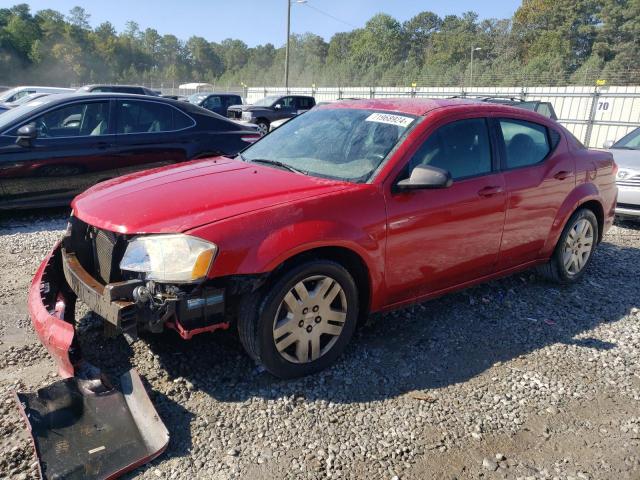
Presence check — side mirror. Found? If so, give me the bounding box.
[16,123,37,148]
[274,104,282,110]
[603,140,614,149]
[396,165,453,191]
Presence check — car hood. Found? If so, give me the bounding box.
[72,157,350,234]
[228,104,269,112]
[607,148,640,170]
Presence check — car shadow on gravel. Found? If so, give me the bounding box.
[76,240,639,465]
[0,207,70,233]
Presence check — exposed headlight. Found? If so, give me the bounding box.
[241,111,253,121]
[120,234,217,283]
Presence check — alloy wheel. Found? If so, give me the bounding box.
[257,122,269,136]
[272,275,348,364]
[562,218,594,275]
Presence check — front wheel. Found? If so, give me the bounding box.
[238,260,359,379]
[537,208,598,284]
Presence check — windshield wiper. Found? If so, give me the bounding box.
[248,158,308,175]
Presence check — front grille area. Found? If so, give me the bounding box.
[227,110,241,120]
[94,229,119,283]
[617,202,640,211]
[617,174,640,187]
[67,217,127,284]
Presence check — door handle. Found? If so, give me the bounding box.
[478,186,503,197]
[553,170,571,180]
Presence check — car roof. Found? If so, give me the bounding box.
[81,84,148,89]
[191,92,241,96]
[317,97,552,118]
[26,92,180,105]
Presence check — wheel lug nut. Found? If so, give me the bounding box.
[302,307,309,314]
[315,316,321,323]
[312,306,319,312]
[306,325,313,333]
[298,320,304,328]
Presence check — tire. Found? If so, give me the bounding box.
[238,260,359,379]
[256,120,269,136]
[537,208,598,284]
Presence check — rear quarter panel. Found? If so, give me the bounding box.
[187,184,388,311]
[541,146,617,256]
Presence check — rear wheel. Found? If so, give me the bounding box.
[238,260,358,378]
[537,208,598,284]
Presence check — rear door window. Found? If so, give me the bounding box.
[498,119,551,169]
[116,100,193,133]
[407,118,493,180]
[295,97,314,110]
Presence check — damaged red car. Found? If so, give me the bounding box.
[22,99,617,479]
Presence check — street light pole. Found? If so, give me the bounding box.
[470,47,481,88]
[285,0,291,91]
[284,0,306,92]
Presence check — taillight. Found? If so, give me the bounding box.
[241,135,260,143]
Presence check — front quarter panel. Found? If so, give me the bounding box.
[187,184,388,311]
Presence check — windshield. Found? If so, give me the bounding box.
[188,93,208,104]
[0,87,24,103]
[252,95,280,107]
[241,108,417,182]
[612,128,640,150]
[11,93,47,106]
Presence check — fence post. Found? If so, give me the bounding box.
[584,85,600,147]
[369,86,375,99]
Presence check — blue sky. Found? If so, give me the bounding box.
[22,1,522,47]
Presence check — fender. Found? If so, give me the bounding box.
[188,185,388,310]
[540,182,603,257]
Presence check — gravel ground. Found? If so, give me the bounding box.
[0,208,639,480]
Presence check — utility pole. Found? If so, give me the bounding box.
[470,47,481,88]
[284,0,291,91]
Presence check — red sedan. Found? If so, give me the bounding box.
[30,98,617,380]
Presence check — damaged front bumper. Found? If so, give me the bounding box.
[28,241,78,378]
[19,242,169,479]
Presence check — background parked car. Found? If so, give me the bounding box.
[0,93,260,208]
[462,96,558,120]
[603,127,640,219]
[77,84,159,96]
[188,92,243,117]
[0,86,73,103]
[0,92,52,114]
[227,94,316,135]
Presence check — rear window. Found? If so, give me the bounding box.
[116,100,193,133]
[499,119,551,168]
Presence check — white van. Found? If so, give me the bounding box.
[0,86,74,103]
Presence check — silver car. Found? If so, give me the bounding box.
[605,128,640,219]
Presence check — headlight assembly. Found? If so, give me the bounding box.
[241,111,253,121]
[120,234,218,283]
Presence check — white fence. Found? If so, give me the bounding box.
[246,85,640,148]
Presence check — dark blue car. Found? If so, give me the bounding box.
[0,93,259,208]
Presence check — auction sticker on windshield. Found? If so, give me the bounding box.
[365,112,414,128]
